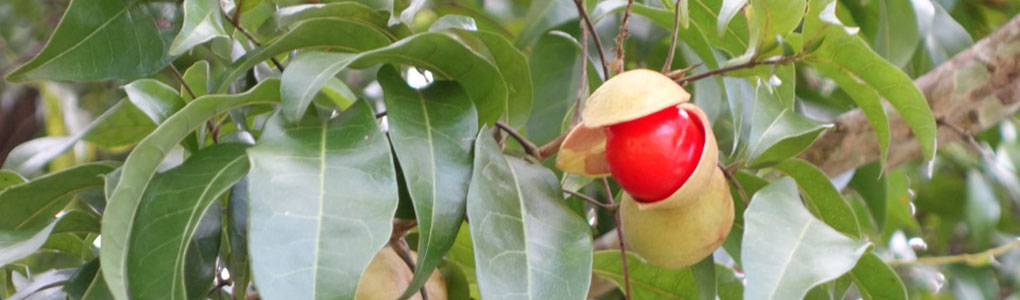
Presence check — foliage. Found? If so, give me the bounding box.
[0,0,1019,299]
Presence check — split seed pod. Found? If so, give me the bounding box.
[356,247,447,300]
[556,69,734,269]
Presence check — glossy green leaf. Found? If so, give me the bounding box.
[965,170,1000,248]
[4,99,134,176]
[64,259,113,300]
[716,264,744,300]
[848,162,887,229]
[169,0,228,55]
[849,252,907,300]
[52,209,101,235]
[774,159,862,238]
[692,257,716,300]
[180,61,210,102]
[446,222,478,297]
[83,100,156,149]
[280,33,508,124]
[743,178,869,300]
[226,178,250,300]
[429,15,478,32]
[872,0,919,67]
[592,250,700,299]
[259,2,411,41]
[746,84,831,167]
[526,32,583,144]
[805,0,936,166]
[471,31,533,128]
[247,100,397,300]
[124,79,186,125]
[377,66,478,299]
[0,162,116,268]
[126,143,248,299]
[214,18,392,93]
[101,79,281,300]
[467,129,592,299]
[515,0,575,48]
[0,171,26,191]
[6,268,76,300]
[5,0,181,82]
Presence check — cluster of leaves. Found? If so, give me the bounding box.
[0,0,1018,299]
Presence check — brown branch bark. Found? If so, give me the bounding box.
[801,15,1020,176]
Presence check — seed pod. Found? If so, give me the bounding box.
[556,68,734,269]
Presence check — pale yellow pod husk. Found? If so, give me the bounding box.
[356,247,447,300]
[620,167,735,269]
[581,69,691,128]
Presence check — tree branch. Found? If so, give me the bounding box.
[801,15,1020,176]
[887,239,1020,266]
[612,0,636,74]
[572,0,611,77]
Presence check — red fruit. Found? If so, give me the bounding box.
[605,106,705,203]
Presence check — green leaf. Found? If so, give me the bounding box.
[692,257,716,300]
[377,66,478,299]
[280,33,508,125]
[526,32,584,144]
[470,31,533,128]
[63,259,113,300]
[446,223,478,297]
[0,171,26,191]
[5,0,181,82]
[101,79,280,300]
[226,178,250,300]
[0,162,116,268]
[806,0,937,166]
[774,159,862,238]
[848,162,887,229]
[214,18,393,93]
[742,177,869,300]
[872,0,919,67]
[246,100,397,300]
[259,2,411,41]
[83,100,156,149]
[124,79,186,125]
[849,252,907,300]
[169,0,228,55]
[718,0,748,36]
[180,61,210,102]
[515,0,575,48]
[914,0,972,66]
[429,15,478,32]
[746,84,831,167]
[965,170,1000,248]
[592,250,700,299]
[467,129,592,299]
[716,264,744,300]
[125,143,248,299]
[4,99,137,176]
[52,209,102,235]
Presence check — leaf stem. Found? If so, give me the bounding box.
[719,162,748,206]
[612,0,635,74]
[887,239,1020,265]
[937,117,995,161]
[673,55,801,85]
[602,178,631,300]
[494,121,542,160]
[221,10,285,71]
[661,0,683,73]
[389,237,428,300]
[572,0,611,78]
[564,189,618,210]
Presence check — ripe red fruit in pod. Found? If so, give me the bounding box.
[605,106,705,202]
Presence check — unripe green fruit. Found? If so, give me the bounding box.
[356,247,447,300]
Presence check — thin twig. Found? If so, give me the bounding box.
[612,0,636,74]
[719,163,748,206]
[495,121,542,160]
[170,64,218,144]
[601,178,631,300]
[564,189,618,210]
[887,239,1020,265]
[389,238,429,300]
[937,118,995,161]
[221,10,286,71]
[375,111,387,118]
[537,130,568,159]
[675,55,800,85]
[573,18,590,126]
[572,0,610,78]
[232,0,244,29]
[661,0,683,73]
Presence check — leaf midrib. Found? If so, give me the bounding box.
[32,0,143,73]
